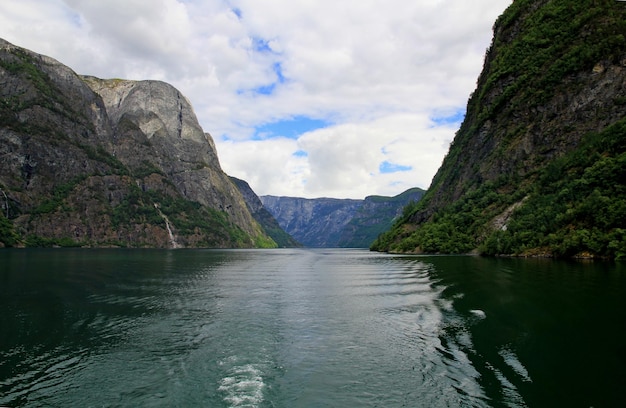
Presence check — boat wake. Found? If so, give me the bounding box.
[218,357,265,407]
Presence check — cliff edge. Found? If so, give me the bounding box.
[0,38,277,248]
[372,0,626,258]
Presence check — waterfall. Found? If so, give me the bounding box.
[164,217,180,249]
[154,204,180,248]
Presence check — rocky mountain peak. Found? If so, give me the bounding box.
[82,77,208,145]
[0,38,278,248]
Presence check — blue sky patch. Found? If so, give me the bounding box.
[230,7,242,19]
[254,83,276,95]
[272,62,285,83]
[255,116,330,139]
[292,150,308,157]
[379,161,412,173]
[430,109,466,126]
[253,37,273,53]
[240,62,285,96]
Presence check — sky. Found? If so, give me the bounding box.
[0,0,512,199]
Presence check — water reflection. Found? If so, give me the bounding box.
[424,256,626,408]
[1,250,625,407]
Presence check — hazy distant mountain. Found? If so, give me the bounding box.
[230,177,300,247]
[261,188,424,247]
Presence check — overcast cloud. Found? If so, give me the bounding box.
[0,0,512,198]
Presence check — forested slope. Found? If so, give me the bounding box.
[372,0,626,259]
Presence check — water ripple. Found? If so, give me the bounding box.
[2,249,625,407]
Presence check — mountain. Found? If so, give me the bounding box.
[261,188,425,247]
[335,189,426,247]
[372,0,626,259]
[260,196,361,247]
[0,38,279,248]
[229,177,301,247]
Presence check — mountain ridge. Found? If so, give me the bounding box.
[261,187,424,247]
[0,38,281,248]
[230,177,301,248]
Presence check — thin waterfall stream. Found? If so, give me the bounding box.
[154,203,180,248]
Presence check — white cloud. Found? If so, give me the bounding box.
[220,113,458,198]
[217,137,309,197]
[0,0,512,199]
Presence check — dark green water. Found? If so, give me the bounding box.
[1,249,625,407]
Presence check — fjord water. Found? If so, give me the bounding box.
[1,249,625,407]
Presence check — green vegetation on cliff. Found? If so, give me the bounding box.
[0,213,20,247]
[481,118,626,258]
[372,0,626,259]
[336,188,425,248]
[0,39,279,248]
[372,118,626,258]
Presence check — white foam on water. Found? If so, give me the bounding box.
[438,298,455,311]
[499,347,532,383]
[469,309,486,319]
[486,363,528,408]
[218,362,265,407]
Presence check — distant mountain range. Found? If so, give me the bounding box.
[230,177,300,248]
[261,188,425,247]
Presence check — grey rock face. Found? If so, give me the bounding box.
[260,196,361,247]
[261,188,424,247]
[0,38,275,248]
[82,76,262,240]
[1,38,114,202]
[230,177,300,247]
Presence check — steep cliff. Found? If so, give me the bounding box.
[336,188,425,247]
[260,196,361,247]
[230,177,300,247]
[0,38,277,248]
[372,0,626,258]
[261,188,424,247]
